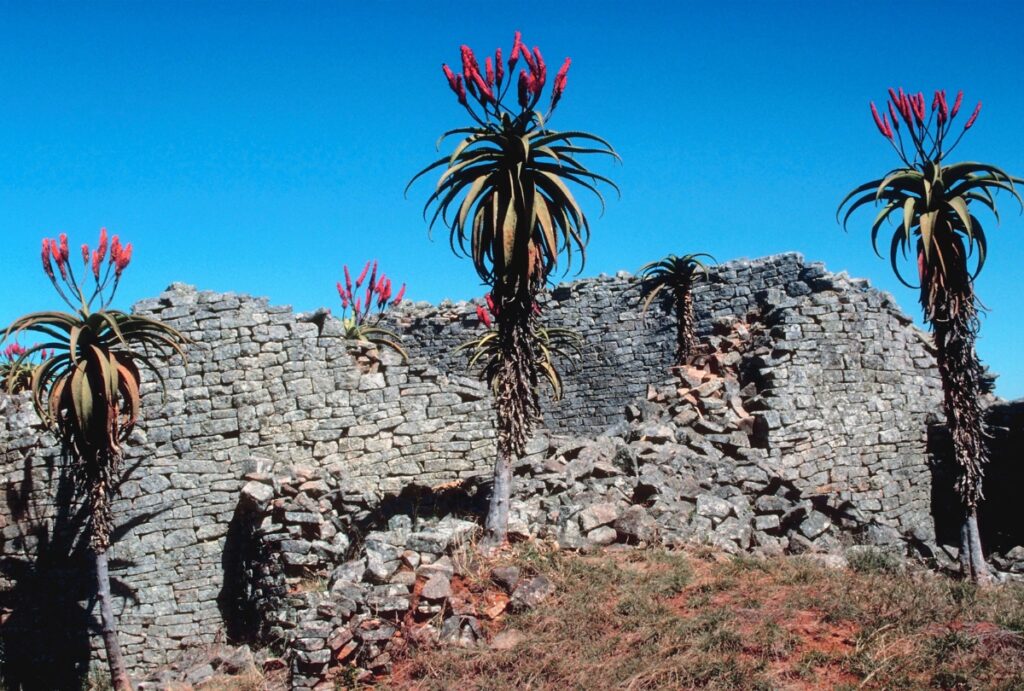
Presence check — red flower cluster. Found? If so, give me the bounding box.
[475,292,498,327]
[42,228,132,283]
[868,88,983,168]
[473,291,542,328]
[441,31,571,117]
[336,260,406,325]
[870,88,981,142]
[3,343,27,361]
[39,228,135,313]
[2,343,49,364]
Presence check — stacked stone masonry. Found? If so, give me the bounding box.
[2,252,1009,684]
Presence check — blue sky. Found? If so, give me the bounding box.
[2,1,1023,397]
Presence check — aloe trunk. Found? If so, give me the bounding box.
[95,548,132,690]
[934,292,993,584]
[674,284,696,364]
[481,299,538,550]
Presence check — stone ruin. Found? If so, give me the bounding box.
[1,252,1021,688]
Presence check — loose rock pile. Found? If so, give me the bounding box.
[237,464,555,689]
[505,316,912,556]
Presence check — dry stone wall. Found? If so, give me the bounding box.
[0,252,988,685]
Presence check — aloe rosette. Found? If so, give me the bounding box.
[638,253,715,364]
[335,260,408,360]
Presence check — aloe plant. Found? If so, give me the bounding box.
[408,32,618,547]
[459,293,582,402]
[839,89,1023,583]
[1,229,186,688]
[638,253,714,365]
[0,342,48,394]
[336,260,408,361]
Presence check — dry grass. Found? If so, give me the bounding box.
[378,545,1024,690]
[194,667,268,691]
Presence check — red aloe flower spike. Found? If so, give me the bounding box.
[344,264,353,295]
[336,281,345,299]
[476,305,491,328]
[354,298,361,316]
[442,64,463,102]
[914,92,926,123]
[533,301,542,315]
[951,91,963,118]
[555,58,570,88]
[97,228,108,263]
[393,284,406,305]
[368,261,378,295]
[41,239,54,278]
[532,47,546,89]
[454,75,467,105]
[964,101,982,130]
[81,244,89,264]
[883,113,893,139]
[485,57,494,87]
[898,93,913,126]
[931,91,940,112]
[937,90,948,124]
[509,31,522,67]
[110,236,122,266]
[92,249,102,280]
[469,67,494,102]
[888,88,901,108]
[460,45,481,83]
[870,102,890,139]
[520,41,536,73]
[356,260,370,287]
[484,292,496,314]
[495,48,504,86]
[888,101,900,132]
[115,243,132,276]
[518,70,530,109]
[58,233,69,263]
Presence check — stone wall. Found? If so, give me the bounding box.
[0,252,980,684]
[0,288,497,685]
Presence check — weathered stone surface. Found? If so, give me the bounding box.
[510,575,556,612]
[578,502,621,532]
[421,574,452,601]
[489,566,521,593]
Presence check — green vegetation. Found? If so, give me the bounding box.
[638,253,715,365]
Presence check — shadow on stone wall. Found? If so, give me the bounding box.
[355,481,491,537]
[218,505,264,644]
[0,453,153,690]
[928,401,1024,559]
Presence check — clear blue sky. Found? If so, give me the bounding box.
[2,1,1023,397]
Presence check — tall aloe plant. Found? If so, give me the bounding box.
[2,229,186,688]
[839,89,1022,583]
[408,32,618,547]
[638,253,714,365]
